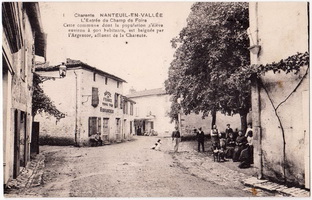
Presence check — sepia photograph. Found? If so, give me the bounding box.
[2,1,310,198]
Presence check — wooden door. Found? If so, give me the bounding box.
[103,118,109,141]
[13,110,20,178]
[19,111,26,167]
[31,122,40,154]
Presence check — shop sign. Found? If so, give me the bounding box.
[102,91,114,107]
[100,107,114,113]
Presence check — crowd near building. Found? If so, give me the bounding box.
[35,58,135,146]
[127,88,242,137]
[2,2,47,186]
[2,1,309,192]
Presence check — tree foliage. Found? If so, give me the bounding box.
[32,73,65,120]
[165,2,250,129]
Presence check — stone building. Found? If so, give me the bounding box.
[127,88,175,137]
[35,58,135,146]
[127,88,241,137]
[249,2,309,188]
[2,2,46,185]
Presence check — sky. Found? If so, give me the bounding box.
[39,2,194,94]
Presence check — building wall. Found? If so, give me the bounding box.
[35,67,134,145]
[35,69,77,143]
[3,3,38,185]
[78,68,129,144]
[131,94,175,137]
[181,112,242,136]
[249,2,309,187]
[130,93,242,137]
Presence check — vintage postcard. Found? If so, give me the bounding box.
[2,1,310,198]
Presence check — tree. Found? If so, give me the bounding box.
[32,73,65,120]
[165,2,250,131]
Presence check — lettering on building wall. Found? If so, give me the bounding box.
[100,107,114,113]
[102,91,113,107]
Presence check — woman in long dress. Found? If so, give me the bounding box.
[225,132,236,158]
[210,125,220,148]
[232,130,247,162]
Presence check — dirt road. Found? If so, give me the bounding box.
[11,136,258,197]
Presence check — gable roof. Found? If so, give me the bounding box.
[35,58,126,83]
[127,88,167,98]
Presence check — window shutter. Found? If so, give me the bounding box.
[2,3,23,53]
[91,87,99,107]
[97,118,101,135]
[120,96,123,109]
[114,93,118,108]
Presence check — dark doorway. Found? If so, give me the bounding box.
[31,122,40,155]
[13,110,20,178]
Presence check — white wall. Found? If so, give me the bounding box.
[131,94,175,136]
[35,67,134,145]
[249,2,309,187]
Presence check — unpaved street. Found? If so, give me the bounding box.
[9,136,259,197]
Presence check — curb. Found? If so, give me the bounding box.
[5,154,45,193]
[243,177,310,197]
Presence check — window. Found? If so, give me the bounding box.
[91,87,99,107]
[105,77,108,85]
[117,81,119,88]
[151,122,154,130]
[130,103,133,116]
[120,96,123,109]
[116,118,121,133]
[114,93,119,108]
[123,99,128,114]
[88,117,97,136]
[130,121,133,134]
[93,72,96,82]
[124,100,128,114]
[89,117,101,136]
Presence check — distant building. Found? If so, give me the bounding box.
[127,88,174,137]
[127,88,241,137]
[35,58,135,146]
[2,2,47,186]
[249,2,309,188]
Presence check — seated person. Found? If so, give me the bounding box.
[232,130,247,162]
[239,130,253,168]
[225,133,236,158]
[89,133,102,146]
[218,138,226,161]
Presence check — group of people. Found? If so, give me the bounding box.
[194,123,254,168]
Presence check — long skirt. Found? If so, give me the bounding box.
[225,146,235,158]
[233,145,244,162]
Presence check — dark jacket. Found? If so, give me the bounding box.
[172,130,181,138]
[197,131,205,142]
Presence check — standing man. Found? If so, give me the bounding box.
[225,124,233,139]
[172,126,181,152]
[197,127,205,152]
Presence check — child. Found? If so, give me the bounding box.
[151,139,162,151]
